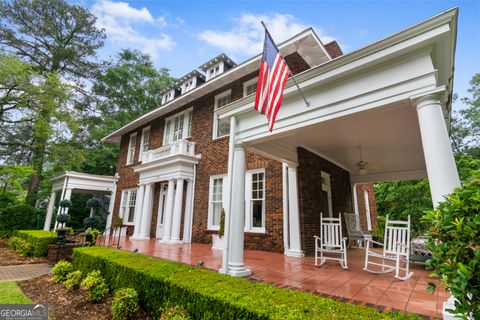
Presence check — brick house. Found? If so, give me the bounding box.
[44,9,460,278]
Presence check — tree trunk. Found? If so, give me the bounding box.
[25,137,47,206]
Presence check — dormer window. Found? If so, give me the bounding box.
[182,78,196,94]
[206,63,223,81]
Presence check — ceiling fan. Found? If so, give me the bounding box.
[356,146,383,175]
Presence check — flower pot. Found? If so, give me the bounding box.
[211,234,225,251]
[85,234,93,243]
[57,229,67,238]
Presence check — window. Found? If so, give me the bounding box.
[182,79,195,94]
[139,127,150,161]
[245,170,265,232]
[208,175,226,230]
[162,90,174,105]
[120,189,137,224]
[213,90,232,139]
[163,108,193,145]
[243,78,258,97]
[126,133,137,165]
[207,63,223,81]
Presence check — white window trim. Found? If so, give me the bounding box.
[243,78,258,97]
[207,174,227,231]
[206,62,224,81]
[245,169,266,233]
[120,188,138,225]
[139,126,151,162]
[321,171,333,218]
[163,107,193,145]
[126,133,137,165]
[212,89,232,139]
[364,189,372,231]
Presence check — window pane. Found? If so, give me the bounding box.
[128,207,135,223]
[142,130,150,152]
[165,120,171,144]
[217,117,230,137]
[252,200,263,228]
[187,111,192,137]
[212,203,222,226]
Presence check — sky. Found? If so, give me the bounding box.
[76,0,480,110]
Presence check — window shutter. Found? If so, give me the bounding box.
[187,110,193,137]
[164,119,171,144]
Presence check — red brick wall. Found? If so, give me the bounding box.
[297,148,352,255]
[324,41,343,59]
[112,52,310,253]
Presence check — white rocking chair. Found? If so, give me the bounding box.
[314,213,348,269]
[364,215,413,281]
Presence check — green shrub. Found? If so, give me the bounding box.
[64,270,83,290]
[83,216,103,230]
[0,204,36,232]
[112,288,139,320]
[58,199,72,208]
[8,237,21,251]
[17,240,33,257]
[56,214,71,224]
[73,247,412,319]
[15,230,56,256]
[423,171,480,319]
[51,260,73,283]
[160,306,191,320]
[81,270,109,302]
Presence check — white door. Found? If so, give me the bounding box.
[321,171,333,218]
[156,183,168,238]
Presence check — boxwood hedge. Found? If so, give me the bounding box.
[73,247,416,319]
[14,230,56,256]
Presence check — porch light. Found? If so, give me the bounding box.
[358,168,368,175]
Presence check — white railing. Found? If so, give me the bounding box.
[142,140,196,163]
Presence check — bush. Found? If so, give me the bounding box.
[73,247,410,319]
[64,270,83,290]
[0,204,36,233]
[86,197,103,209]
[423,171,480,319]
[160,306,191,320]
[56,214,71,224]
[51,260,73,284]
[112,288,139,320]
[15,230,56,256]
[81,270,109,302]
[58,199,72,208]
[8,237,33,256]
[83,216,103,230]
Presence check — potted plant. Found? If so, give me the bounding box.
[58,199,72,213]
[86,197,103,217]
[84,228,100,246]
[212,209,226,250]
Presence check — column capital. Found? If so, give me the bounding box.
[286,162,299,169]
[234,142,246,151]
[410,87,445,110]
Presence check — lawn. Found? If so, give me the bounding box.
[0,281,32,304]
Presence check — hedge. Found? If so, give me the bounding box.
[14,230,56,257]
[73,247,416,319]
[0,204,37,237]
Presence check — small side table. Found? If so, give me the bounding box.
[410,236,433,262]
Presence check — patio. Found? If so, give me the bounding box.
[111,238,448,318]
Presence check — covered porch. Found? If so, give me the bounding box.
[114,238,449,318]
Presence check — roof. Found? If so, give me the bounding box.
[159,83,178,95]
[177,70,206,83]
[199,53,237,71]
[102,28,331,143]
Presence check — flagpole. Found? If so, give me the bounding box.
[261,21,310,107]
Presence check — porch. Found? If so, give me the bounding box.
[115,238,448,318]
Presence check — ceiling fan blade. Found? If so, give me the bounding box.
[367,162,384,170]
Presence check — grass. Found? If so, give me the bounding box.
[0,281,32,304]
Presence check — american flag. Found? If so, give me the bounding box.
[254,29,291,132]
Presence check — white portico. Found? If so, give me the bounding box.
[218,9,460,277]
[44,171,118,231]
[130,140,199,243]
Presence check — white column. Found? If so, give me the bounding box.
[182,179,194,242]
[285,164,304,257]
[63,188,73,215]
[131,184,145,239]
[170,179,184,244]
[414,94,461,207]
[43,191,57,231]
[161,179,176,242]
[105,183,117,232]
[227,143,251,277]
[139,183,154,239]
[282,163,290,252]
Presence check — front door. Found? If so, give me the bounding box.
[156,183,168,238]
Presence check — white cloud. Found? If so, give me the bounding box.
[92,0,175,59]
[198,13,337,57]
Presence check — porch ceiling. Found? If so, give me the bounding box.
[251,101,427,184]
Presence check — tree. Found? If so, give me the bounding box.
[79,49,175,175]
[0,165,36,206]
[0,0,105,205]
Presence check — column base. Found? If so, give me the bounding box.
[227,266,252,277]
[284,249,305,258]
[168,239,184,245]
[130,235,150,240]
[159,239,170,243]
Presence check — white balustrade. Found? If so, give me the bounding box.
[142,140,196,164]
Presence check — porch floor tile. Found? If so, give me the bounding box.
[110,238,447,319]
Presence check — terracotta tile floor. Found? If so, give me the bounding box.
[110,238,446,318]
